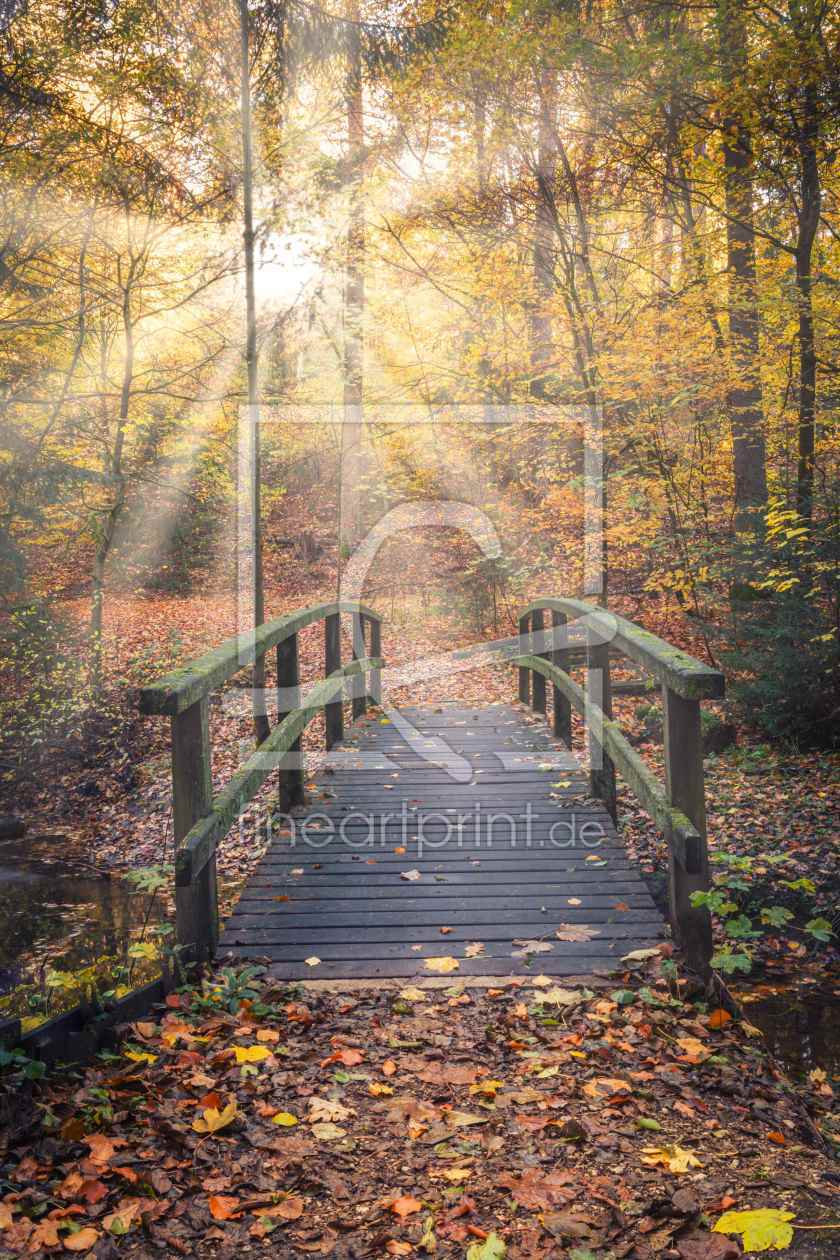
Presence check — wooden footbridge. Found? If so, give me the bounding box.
[139,599,724,979]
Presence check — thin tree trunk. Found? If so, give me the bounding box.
[718,0,768,527]
[340,0,364,564]
[239,0,269,743]
[529,66,555,399]
[795,78,821,522]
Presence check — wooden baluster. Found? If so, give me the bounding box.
[351,613,367,719]
[277,632,303,810]
[664,687,712,972]
[324,611,343,749]
[551,609,572,745]
[369,617,382,704]
[517,612,531,705]
[531,607,546,715]
[172,697,216,962]
[586,634,617,823]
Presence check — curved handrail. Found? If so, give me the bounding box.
[175,657,383,889]
[139,599,381,715]
[520,596,724,699]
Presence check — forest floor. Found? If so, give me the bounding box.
[0,956,838,1259]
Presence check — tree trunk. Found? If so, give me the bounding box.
[794,79,821,522]
[718,0,768,527]
[239,0,269,743]
[340,0,364,565]
[529,66,555,399]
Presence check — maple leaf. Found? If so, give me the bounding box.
[425,956,459,973]
[465,941,486,957]
[193,1099,237,1134]
[399,985,427,1000]
[555,924,599,942]
[642,1145,703,1173]
[713,1208,795,1252]
[512,938,553,956]
[369,1082,394,1096]
[583,1076,632,1099]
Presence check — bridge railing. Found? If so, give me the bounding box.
[139,601,383,963]
[513,597,725,974]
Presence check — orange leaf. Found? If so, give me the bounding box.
[767,1130,786,1146]
[390,1196,422,1219]
[209,1196,241,1221]
[382,1058,397,1076]
[64,1228,100,1252]
[708,1008,732,1029]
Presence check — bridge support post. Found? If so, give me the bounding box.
[277,632,304,810]
[664,687,712,974]
[325,612,344,749]
[586,636,617,823]
[369,617,382,704]
[351,614,367,719]
[172,697,217,963]
[517,613,531,705]
[532,607,547,715]
[551,609,572,745]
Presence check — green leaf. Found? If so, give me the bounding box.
[805,917,833,942]
[713,1208,795,1252]
[466,1232,507,1259]
[636,1117,662,1131]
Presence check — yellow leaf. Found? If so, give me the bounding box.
[425,956,459,973]
[272,1112,298,1126]
[193,1099,237,1134]
[713,1209,795,1252]
[234,1045,270,1064]
[124,1050,157,1064]
[641,1145,702,1173]
[399,986,426,1001]
[469,1079,504,1096]
[369,1082,394,1096]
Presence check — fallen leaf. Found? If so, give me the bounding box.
[555,924,599,942]
[272,1112,299,1127]
[708,1008,733,1029]
[390,1196,423,1219]
[193,1099,237,1134]
[425,957,459,973]
[466,1234,506,1260]
[465,941,486,957]
[63,1229,100,1252]
[311,1122,347,1141]
[209,1196,241,1221]
[234,1045,271,1064]
[642,1145,703,1173]
[304,956,321,967]
[512,938,553,956]
[400,869,421,881]
[713,1208,795,1252]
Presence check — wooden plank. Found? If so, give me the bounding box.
[223,955,643,980]
[532,607,547,715]
[324,611,343,749]
[587,636,617,823]
[518,613,530,704]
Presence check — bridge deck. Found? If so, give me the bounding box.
[219,703,665,979]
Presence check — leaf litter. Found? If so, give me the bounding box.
[0,955,836,1258]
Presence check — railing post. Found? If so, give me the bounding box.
[277,632,304,810]
[325,611,343,749]
[351,613,367,719]
[517,612,531,705]
[663,687,712,973]
[586,633,617,822]
[531,607,547,715]
[369,617,382,704]
[551,609,572,745]
[172,697,216,962]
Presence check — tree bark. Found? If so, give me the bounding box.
[239,0,269,743]
[529,66,556,399]
[718,0,768,527]
[794,78,821,522]
[340,0,364,564]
